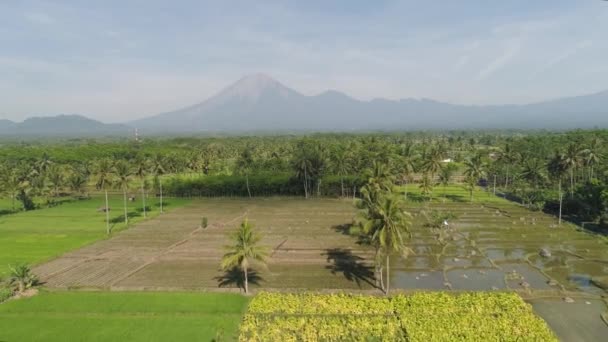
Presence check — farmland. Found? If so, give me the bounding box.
[0,195,190,276]
[33,187,608,296]
[0,291,248,342]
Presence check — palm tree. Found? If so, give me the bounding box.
[45,164,64,198]
[8,263,37,293]
[419,174,434,201]
[563,143,582,197]
[421,146,443,180]
[134,157,149,218]
[236,147,255,198]
[398,143,417,200]
[2,170,21,211]
[582,137,602,180]
[463,154,486,202]
[332,146,352,197]
[67,171,88,198]
[114,160,132,225]
[365,195,412,295]
[498,143,520,189]
[548,151,567,225]
[221,219,268,294]
[94,159,114,234]
[150,154,166,213]
[438,164,456,201]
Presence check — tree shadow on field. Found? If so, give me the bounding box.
[215,267,263,292]
[404,193,426,203]
[332,223,370,246]
[324,248,376,289]
[109,211,142,224]
[445,194,468,203]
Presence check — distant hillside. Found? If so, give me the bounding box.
[130,74,608,133]
[0,115,129,137]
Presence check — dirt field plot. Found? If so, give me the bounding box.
[35,197,608,296]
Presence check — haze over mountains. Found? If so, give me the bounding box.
[2,73,608,137]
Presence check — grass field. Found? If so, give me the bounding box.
[0,291,248,342]
[0,194,190,276]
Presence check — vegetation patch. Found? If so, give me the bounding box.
[240,292,557,341]
[0,291,249,342]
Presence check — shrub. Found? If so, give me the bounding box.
[0,286,12,303]
[201,217,208,229]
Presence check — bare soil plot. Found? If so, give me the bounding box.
[35,197,608,295]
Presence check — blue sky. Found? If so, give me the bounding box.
[1,0,607,122]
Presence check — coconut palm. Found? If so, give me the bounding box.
[548,151,567,225]
[221,219,267,294]
[582,137,602,180]
[45,164,64,198]
[438,164,456,201]
[150,154,166,213]
[331,146,352,197]
[236,147,255,198]
[365,195,412,295]
[1,170,21,211]
[398,143,417,200]
[419,174,434,201]
[498,143,520,189]
[94,159,114,234]
[134,157,149,218]
[8,263,37,293]
[563,143,582,197]
[67,171,88,198]
[114,160,132,225]
[421,146,443,179]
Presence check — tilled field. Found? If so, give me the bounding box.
[34,197,608,296]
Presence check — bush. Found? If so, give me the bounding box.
[239,292,557,342]
[201,217,208,229]
[0,286,12,303]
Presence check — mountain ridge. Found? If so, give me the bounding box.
[130,74,608,132]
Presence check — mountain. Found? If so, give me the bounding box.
[131,74,608,133]
[0,114,130,137]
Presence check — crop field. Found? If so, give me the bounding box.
[34,187,608,296]
[0,291,248,342]
[0,195,190,276]
[240,292,556,341]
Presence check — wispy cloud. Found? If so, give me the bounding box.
[476,39,522,81]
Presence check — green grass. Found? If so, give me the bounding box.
[0,291,248,342]
[398,184,510,204]
[0,195,190,276]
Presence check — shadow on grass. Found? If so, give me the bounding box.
[404,193,426,203]
[215,267,263,292]
[109,211,142,224]
[324,248,376,289]
[444,194,469,203]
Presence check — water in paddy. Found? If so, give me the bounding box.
[388,201,608,295]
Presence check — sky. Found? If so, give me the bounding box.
[1,0,607,123]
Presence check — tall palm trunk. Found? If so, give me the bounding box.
[558,179,563,226]
[303,164,309,199]
[340,175,344,198]
[159,180,163,214]
[105,190,110,234]
[141,182,147,218]
[505,166,510,189]
[385,255,390,296]
[123,189,128,224]
[244,265,249,294]
[569,169,574,198]
[246,173,252,198]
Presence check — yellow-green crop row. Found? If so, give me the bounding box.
[239,292,557,342]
